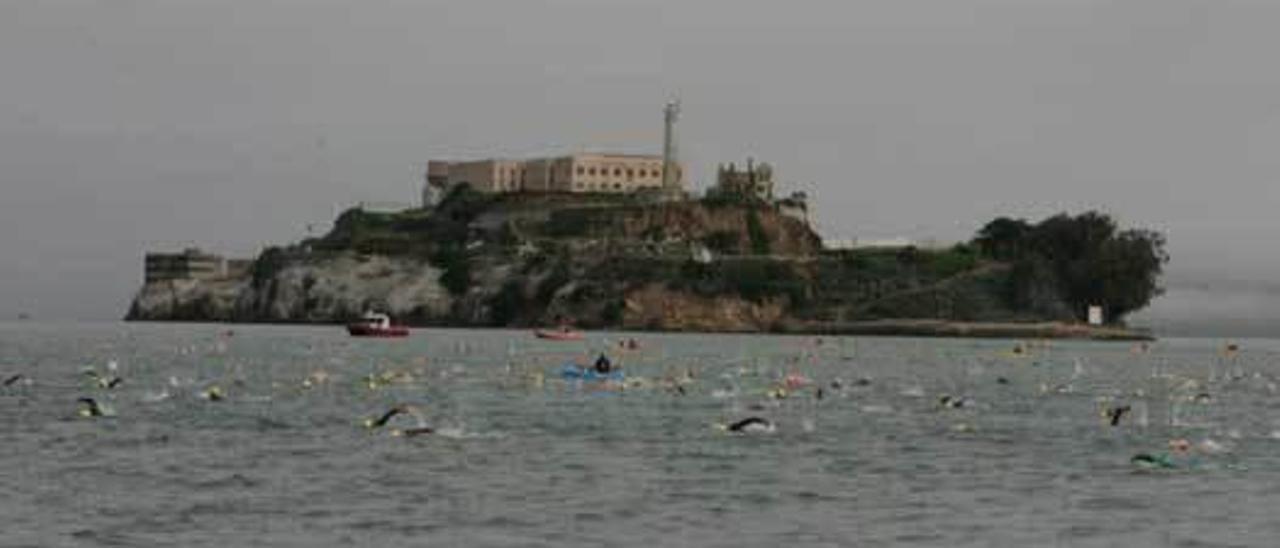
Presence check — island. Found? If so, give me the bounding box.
[126,159,1166,341]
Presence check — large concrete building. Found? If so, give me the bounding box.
[144,248,251,283]
[425,153,684,201]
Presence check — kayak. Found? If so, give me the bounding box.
[560,364,624,382]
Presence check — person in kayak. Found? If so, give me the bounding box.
[593,353,614,374]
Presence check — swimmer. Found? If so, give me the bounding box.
[1131,453,1176,469]
[996,376,1010,385]
[364,370,414,390]
[938,395,970,409]
[1104,405,1131,426]
[3,373,25,387]
[1191,392,1212,404]
[201,386,226,401]
[364,404,432,436]
[77,397,105,418]
[1039,382,1073,395]
[724,417,775,434]
[84,370,123,389]
[301,370,331,389]
[783,373,809,390]
[365,404,412,429]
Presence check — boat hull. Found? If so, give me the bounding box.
[560,364,624,382]
[347,325,410,337]
[534,329,584,341]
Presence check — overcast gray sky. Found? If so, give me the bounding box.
[3,0,1279,322]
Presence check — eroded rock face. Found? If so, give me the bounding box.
[127,278,247,322]
[127,252,452,324]
[619,284,789,332]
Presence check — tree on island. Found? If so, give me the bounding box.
[973,211,1168,324]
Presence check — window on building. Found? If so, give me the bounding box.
[613,183,622,190]
[614,168,622,177]
[626,169,634,179]
[576,166,584,175]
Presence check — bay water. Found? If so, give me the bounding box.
[2,322,1277,547]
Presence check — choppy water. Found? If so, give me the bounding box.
[3,322,1280,547]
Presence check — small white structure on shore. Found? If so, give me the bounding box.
[1088,305,1104,326]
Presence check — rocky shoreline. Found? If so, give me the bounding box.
[124,315,1153,341]
[788,319,1153,341]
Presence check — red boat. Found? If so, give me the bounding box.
[534,327,584,341]
[347,312,410,338]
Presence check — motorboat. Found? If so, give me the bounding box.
[347,312,410,337]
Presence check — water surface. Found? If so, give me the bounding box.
[2,322,1277,547]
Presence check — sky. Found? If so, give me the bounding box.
[3,0,1280,324]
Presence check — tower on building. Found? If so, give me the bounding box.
[662,99,680,191]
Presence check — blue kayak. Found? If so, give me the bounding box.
[560,364,624,382]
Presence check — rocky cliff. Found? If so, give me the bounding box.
[127,253,452,324]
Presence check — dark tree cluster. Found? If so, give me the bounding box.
[973,212,1168,323]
